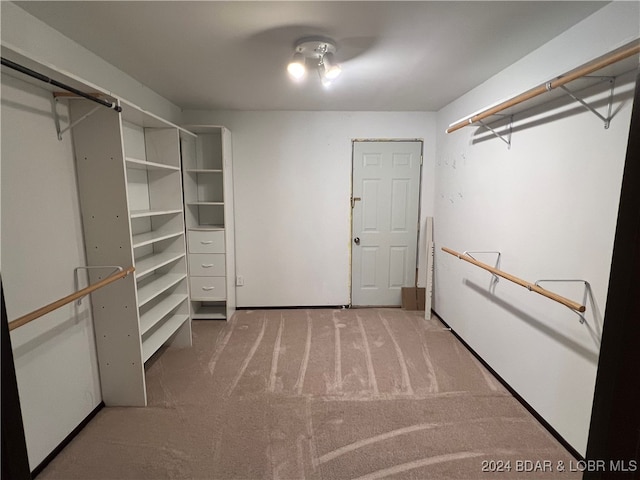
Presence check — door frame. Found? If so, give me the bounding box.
[349,138,424,306]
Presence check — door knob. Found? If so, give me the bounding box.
[354,237,360,245]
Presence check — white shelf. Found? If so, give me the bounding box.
[137,273,187,307]
[132,230,183,249]
[187,202,224,206]
[189,226,225,231]
[142,314,190,362]
[130,208,182,219]
[191,295,226,302]
[191,304,226,320]
[186,169,223,173]
[126,157,180,171]
[139,294,188,335]
[135,251,184,278]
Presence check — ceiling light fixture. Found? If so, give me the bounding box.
[287,37,342,86]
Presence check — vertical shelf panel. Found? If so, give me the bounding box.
[222,128,237,319]
[69,99,146,406]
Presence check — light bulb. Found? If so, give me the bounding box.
[322,52,342,80]
[287,52,306,80]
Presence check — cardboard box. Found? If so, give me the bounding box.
[401,287,426,311]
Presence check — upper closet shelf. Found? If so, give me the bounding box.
[446,41,640,142]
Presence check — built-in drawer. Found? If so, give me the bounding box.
[189,253,225,277]
[188,230,225,254]
[190,276,226,300]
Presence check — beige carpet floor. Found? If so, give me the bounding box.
[37,308,580,479]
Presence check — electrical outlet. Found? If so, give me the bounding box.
[236,275,244,286]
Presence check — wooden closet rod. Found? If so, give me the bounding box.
[0,57,122,113]
[8,266,135,332]
[446,42,640,134]
[442,247,585,312]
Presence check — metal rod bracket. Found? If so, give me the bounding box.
[477,115,513,148]
[558,77,615,129]
[534,279,590,323]
[74,266,124,305]
[463,251,502,282]
[54,95,101,141]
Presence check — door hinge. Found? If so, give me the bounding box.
[420,155,423,165]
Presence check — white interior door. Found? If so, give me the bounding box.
[352,141,422,306]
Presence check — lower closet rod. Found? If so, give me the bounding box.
[8,266,135,332]
[442,247,585,312]
[1,57,122,113]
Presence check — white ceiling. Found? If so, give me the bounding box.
[15,1,608,112]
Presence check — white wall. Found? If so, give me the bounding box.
[1,73,102,469]
[434,2,639,456]
[1,1,182,124]
[182,110,436,307]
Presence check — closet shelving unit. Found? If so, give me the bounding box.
[180,126,236,321]
[446,41,640,142]
[69,98,194,406]
[122,103,195,364]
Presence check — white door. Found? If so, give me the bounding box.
[352,141,422,306]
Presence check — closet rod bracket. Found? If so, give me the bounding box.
[74,266,125,305]
[53,94,102,141]
[534,279,590,323]
[558,76,615,129]
[477,115,513,148]
[463,251,502,282]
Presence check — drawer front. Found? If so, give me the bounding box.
[189,254,225,277]
[190,276,226,300]
[188,230,225,254]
